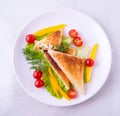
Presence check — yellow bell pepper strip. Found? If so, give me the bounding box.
[84,43,98,83]
[48,68,70,100]
[55,85,70,101]
[89,43,98,59]
[33,24,66,36]
[48,72,60,98]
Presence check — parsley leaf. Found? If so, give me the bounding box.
[22,44,49,72]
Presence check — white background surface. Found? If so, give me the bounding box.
[0,0,119,116]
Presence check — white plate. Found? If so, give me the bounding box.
[13,10,112,106]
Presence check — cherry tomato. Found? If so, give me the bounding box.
[69,29,78,39]
[73,38,83,47]
[85,58,94,67]
[67,89,77,98]
[34,79,44,88]
[33,70,42,79]
[26,34,35,43]
[74,36,82,40]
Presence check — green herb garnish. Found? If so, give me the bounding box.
[55,35,72,52]
[23,44,49,72]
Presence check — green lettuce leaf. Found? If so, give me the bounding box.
[52,69,67,92]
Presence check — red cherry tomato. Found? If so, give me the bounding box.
[85,58,94,67]
[74,36,82,40]
[67,89,77,98]
[34,79,44,88]
[73,38,83,47]
[33,70,42,79]
[26,34,35,43]
[68,29,78,39]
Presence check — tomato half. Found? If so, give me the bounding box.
[26,34,35,43]
[73,38,83,47]
[33,70,42,79]
[67,89,77,98]
[34,79,44,88]
[85,58,94,67]
[68,29,78,39]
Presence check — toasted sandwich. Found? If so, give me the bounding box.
[43,50,70,89]
[34,30,63,50]
[48,50,84,94]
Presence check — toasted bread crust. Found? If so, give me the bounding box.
[48,50,84,94]
[66,48,76,55]
[34,30,62,50]
[43,50,70,89]
[39,30,62,46]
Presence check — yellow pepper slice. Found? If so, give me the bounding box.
[33,24,66,36]
[55,85,70,101]
[85,43,98,83]
[90,43,98,59]
[49,73,60,98]
[48,68,70,100]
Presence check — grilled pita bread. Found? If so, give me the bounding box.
[48,50,84,94]
[43,50,70,89]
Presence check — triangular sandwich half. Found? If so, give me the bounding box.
[48,50,84,94]
[43,50,70,89]
[34,30,63,50]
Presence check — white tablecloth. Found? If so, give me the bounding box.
[0,0,119,116]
